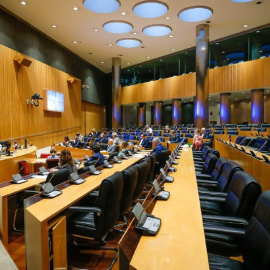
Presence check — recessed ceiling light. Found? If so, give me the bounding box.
[165,16,170,20]
[216,42,219,45]
[21,1,27,5]
[116,38,142,48]
[132,32,138,35]
[222,51,225,54]
[101,61,104,64]
[83,0,120,13]
[94,28,98,32]
[143,25,172,37]
[103,21,133,34]
[172,48,175,51]
[178,6,213,22]
[108,43,112,46]
[52,25,57,28]
[122,12,126,15]
[133,1,168,18]
[73,41,78,44]
[147,56,151,59]
[256,30,260,33]
[243,24,248,28]
[73,6,78,11]
[127,63,130,65]
[169,35,173,38]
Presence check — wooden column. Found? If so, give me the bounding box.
[154,101,163,126]
[220,93,231,124]
[137,103,146,126]
[112,57,121,129]
[251,89,264,124]
[195,24,209,128]
[172,99,182,125]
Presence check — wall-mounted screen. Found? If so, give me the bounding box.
[43,89,64,112]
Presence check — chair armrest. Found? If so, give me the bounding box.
[204,224,245,237]
[89,191,99,197]
[203,215,249,227]
[196,173,212,180]
[67,206,102,215]
[23,190,40,195]
[199,190,227,197]
[197,179,217,187]
[199,195,226,202]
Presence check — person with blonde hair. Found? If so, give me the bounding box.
[193,128,203,150]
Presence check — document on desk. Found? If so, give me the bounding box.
[31,175,47,179]
[133,154,145,158]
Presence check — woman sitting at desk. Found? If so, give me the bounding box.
[118,141,129,158]
[51,149,77,174]
[63,136,71,147]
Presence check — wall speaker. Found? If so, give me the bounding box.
[67,76,78,84]
[13,55,32,67]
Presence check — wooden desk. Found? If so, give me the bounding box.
[53,145,92,158]
[24,157,143,270]
[0,146,37,183]
[215,139,270,191]
[121,148,209,270]
[0,176,46,246]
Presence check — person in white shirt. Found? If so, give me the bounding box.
[146,124,153,134]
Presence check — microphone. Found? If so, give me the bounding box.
[40,172,62,198]
[11,165,27,184]
[255,140,268,156]
[89,157,102,175]
[70,166,85,185]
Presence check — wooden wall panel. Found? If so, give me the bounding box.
[231,100,251,124]
[264,95,270,123]
[81,102,106,135]
[121,58,270,105]
[0,44,82,149]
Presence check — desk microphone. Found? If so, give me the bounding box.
[11,165,27,184]
[41,172,62,198]
[70,166,85,185]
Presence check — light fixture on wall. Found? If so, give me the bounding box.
[27,93,43,107]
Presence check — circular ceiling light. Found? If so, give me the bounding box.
[103,21,133,34]
[133,1,168,18]
[178,6,213,22]
[116,38,142,48]
[142,25,172,37]
[83,0,120,13]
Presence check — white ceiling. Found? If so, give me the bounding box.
[1,0,269,73]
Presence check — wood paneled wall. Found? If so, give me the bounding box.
[0,44,82,149]
[121,57,270,105]
[81,102,106,135]
[231,100,251,124]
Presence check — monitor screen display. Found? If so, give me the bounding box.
[44,89,64,112]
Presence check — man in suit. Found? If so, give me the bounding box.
[71,136,82,148]
[106,139,118,154]
[152,137,166,155]
[84,145,105,167]
[168,130,179,143]
[138,134,149,148]
[201,127,209,139]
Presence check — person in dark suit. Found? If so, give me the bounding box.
[84,145,105,167]
[71,136,82,148]
[152,137,166,155]
[168,130,179,143]
[138,134,149,148]
[106,139,118,154]
[201,127,209,139]
[89,138,96,149]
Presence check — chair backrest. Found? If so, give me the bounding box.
[208,149,220,159]
[46,168,69,186]
[121,166,138,216]
[156,149,171,169]
[133,161,151,200]
[148,152,157,182]
[210,157,227,181]
[40,153,50,158]
[222,171,262,220]
[241,191,270,269]
[19,161,30,176]
[202,153,218,174]
[95,171,124,238]
[46,158,59,169]
[216,160,243,192]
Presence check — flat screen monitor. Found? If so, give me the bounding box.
[43,89,64,112]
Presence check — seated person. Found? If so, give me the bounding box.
[201,127,209,139]
[47,147,59,159]
[193,128,203,150]
[152,137,166,155]
[168,130,179,143]
[112,132,121,146]
[51,149,77,174]
[63,136,71,147]
[76,132,84,141]
[118,141,129,158]
[164,125,170,133]
[145,124,153,135]
[84,145,105,167]
[99,133,108,144]
[106,139,118,154]
[89,128,97,138]
[138,134,149,148]
[71,136,82,148]
[88,138,96,149]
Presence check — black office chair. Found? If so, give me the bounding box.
[207,191,270,269]
[46,168,69,186]
[154,149,171,175]
[195,153,218,175]
[200,171,261,219]
[67,171,124,270]
[45,158,59,169]
[114,165,138,232]
[133,161,151,201]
